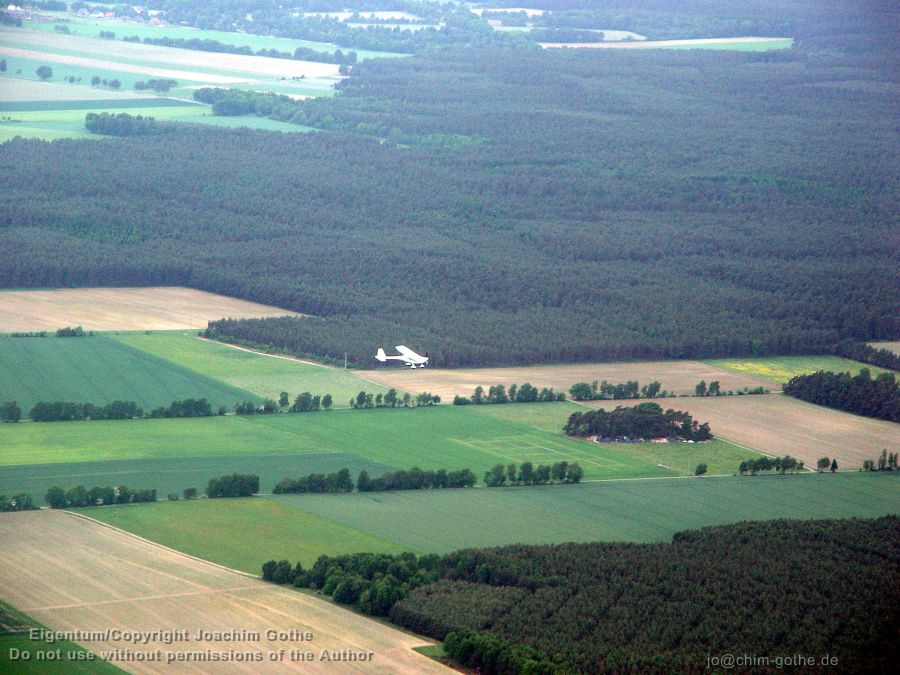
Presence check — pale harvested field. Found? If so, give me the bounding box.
[0,47,249,84]
[0,78,155,102]
[0,287,300,332]
[1,28,340,79]
[0,510,447,674]
[871,341,900,356]
[541,36,789,49]
[587,395,900,470]
[356,360,774,400]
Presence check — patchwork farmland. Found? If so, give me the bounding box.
[0,510,447,674]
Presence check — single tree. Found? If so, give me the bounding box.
[279,391,289,408]
[816,456,830,472]
[830,458,838,473]
[321,394,332,410]
[45,486,66,508]
[0,400,21,423]
[695,463,708,477]
[36,65,53,80]
[695,380,707,396]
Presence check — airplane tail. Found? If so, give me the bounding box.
[375,348,387,362]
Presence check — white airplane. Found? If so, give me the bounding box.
[375,345,429,368]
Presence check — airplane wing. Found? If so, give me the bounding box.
[395,345,422,359]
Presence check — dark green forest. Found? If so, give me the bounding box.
[269,516,899,673]
[1,5,897,367]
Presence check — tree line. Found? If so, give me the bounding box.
[350,389,439,409]
[484,461,583,487]
[129,36,358,66]
[783,369,899,422]
[564,402,712,441]
[835,340,900,371]
[453,383,564,405]
[263,517,899,673]
[0,493,36,512]
[273,468,353,494]
[85,113,169,137]
[862,449,898,472]
[358,467,477,492]
[206,473,259,498]
[738,456,805,475]
[45,484,156,508]
[17,397,214,422]
[568,380,668,401]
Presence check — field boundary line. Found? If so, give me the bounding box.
[61,509,259,580]
[194,335,333,370]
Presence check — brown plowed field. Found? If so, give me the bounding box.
[0,510,447,674]
[356,360,774,400]
[586,395,899,470]
[0,287,300,332]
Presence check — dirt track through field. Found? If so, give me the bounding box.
[357,360,774,399]
[0,510,448,674]
[0,287,300,332]
[587,395,899,470]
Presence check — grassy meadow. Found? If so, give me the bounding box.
[85,498,413,572]
[704,355,893,385]
[0,335,257,412]
[111,331,384,405]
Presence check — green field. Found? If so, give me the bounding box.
[85,498,413,572]
[1,405,682,474]
[85,473,900,569]
[0,452,395,500]
[0,335,258,412]
[658,38,793,51]
[274,472,900,551]
[704,355,893,385]
[111,331,385,405]
[0,101,312,142]
[24,15,403,61]
[0,601,122,674]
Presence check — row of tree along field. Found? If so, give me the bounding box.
[2,11,896,366]
[263,517,899,673]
